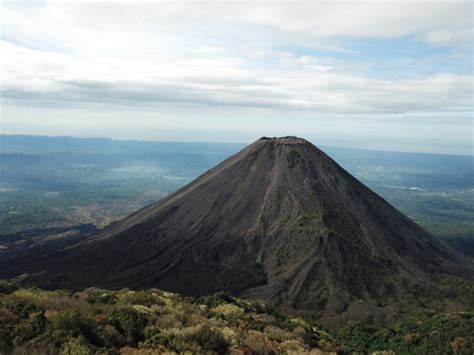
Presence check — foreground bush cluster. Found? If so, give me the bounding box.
[0,283,337,354]
[1,282,472,354]
[336,311,474,354]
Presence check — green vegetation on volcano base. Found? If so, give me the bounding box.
[0,284,473,354]
[0,284,338,354]
[336,312,474,354]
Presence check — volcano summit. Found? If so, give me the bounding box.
[2,136,473,326]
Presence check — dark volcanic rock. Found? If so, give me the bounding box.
[1,136,473,327]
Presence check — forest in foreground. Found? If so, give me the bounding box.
[0,283,472,354]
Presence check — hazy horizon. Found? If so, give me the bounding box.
[2,132,473,157]
[1,1,473,155]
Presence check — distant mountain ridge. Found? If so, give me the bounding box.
[1,136,473,327]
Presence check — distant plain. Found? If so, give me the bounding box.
[1,134,472,256]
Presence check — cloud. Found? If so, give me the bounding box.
[1,38,472,116]
[0,1,473,154]
[5,2,471,47]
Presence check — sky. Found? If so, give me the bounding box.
[1,1,473,154]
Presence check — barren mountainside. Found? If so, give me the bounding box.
[1,136,473,327]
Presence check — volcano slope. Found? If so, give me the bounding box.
[1,136,473,327]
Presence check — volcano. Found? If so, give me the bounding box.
[2,136,473,326]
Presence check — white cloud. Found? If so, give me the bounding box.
[0,1,473,153]
[2,39,471,115]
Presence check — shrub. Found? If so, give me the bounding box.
[38,294,83,313]
[220,327,239,347]
[119,291,161,308]
[97,323,125,347]
[60,337,94,355]
[242,330,276,354]
[200,292,236,308]
[277,339,307,352]
[6,298,41,319]
[451,337,466,353]
[82,288,117,305]
[212,303,244,318]
[301,326,321,348]
[145,331,169,348]
[0,328,12,352]
[153,313,182,329]
[0,306,17,323]
[0,280,19,294]
[404,332,421,344]
[51,310,89,336]
[108,306,146,344]
[263,325,291,342]
[11,312,46,345]
[191,325,229,353]
[49,310,103,348]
